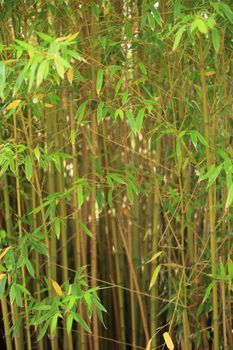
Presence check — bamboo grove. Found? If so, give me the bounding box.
[0,1,232,349]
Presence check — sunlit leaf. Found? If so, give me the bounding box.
[0,246,12,260]
[6,100,21,110]
[145,337,152,350]
[67,68,74,84]
[146,251,163,264]
[149,265,161,290]
[51,279,63,296]
[0,273,6,281]
[163,332,174,350]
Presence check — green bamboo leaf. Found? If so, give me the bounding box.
[37,320,50,341]
[196,18,208,34]
[207,17,215,29]
[211,27,220,53]
[219,261,226,277]
[174,0,181,19]
[67,313,74,334]
[76,101,87,124]
[151,7,162,26]
[97,308,107,328]
[52,154,61,172]
[199,165,222,187]
[14,62,31,94]
[97,188,103,210]
[25,156,32,181]
[97,101,105,123]
[77,185,84,208]
[96,68,104,96]
[72,313,92,333]
[28,61,38,91]
[149,265,161,290]
[14,284,23,307]
[30,199,52,215]
[79,221,93,238]
[108,190,113,208]
[9,284,16,304]
[202,282,213,304]
[54,218,61,239]
[34,146,40,160]
[136,108,145,133]
[50,312,62,336]
[36,32,54,42]
[195,131,208,147]
[16,284,30,296]
[173,25,186,51]
[176,140,182,166]
[25,258,35,278]
[114,108,124,120]
[199,165,216,181]
[15,39,34,51]
[66,49,87,62]
[126,110,137,133]
[139,62,147,75]
[126,183,133,202]
[0,61,5,98]
[55,59,65,79]
[147,13,155,30]
[56,55,71,69]
[228,259,233,279]
[93,297,107,312]
[115,75,123,96]
[37,60,48,87]
[70,129,75,145]
[225,183,233,209]
[190,131,198,148]
[219,3,233,23]
[0,275,7,297]
[108,173,125,184]
[207,164,222,188]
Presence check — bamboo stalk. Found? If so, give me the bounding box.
[3,176,24,350]
[1,296,12,350]
[46,110,57,282]
[88,6,100,349]
[111,215,126,350]
[69,90,86,349]
[56,91,74,350]
[19,110,57,350]
[28,108,44,350]
[118,219,150,344]
[150,136,161,348]
[198,35,219,350]
[13,111,32,350]
[0,173,13,350]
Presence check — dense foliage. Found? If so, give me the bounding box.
[0,1,232,349]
